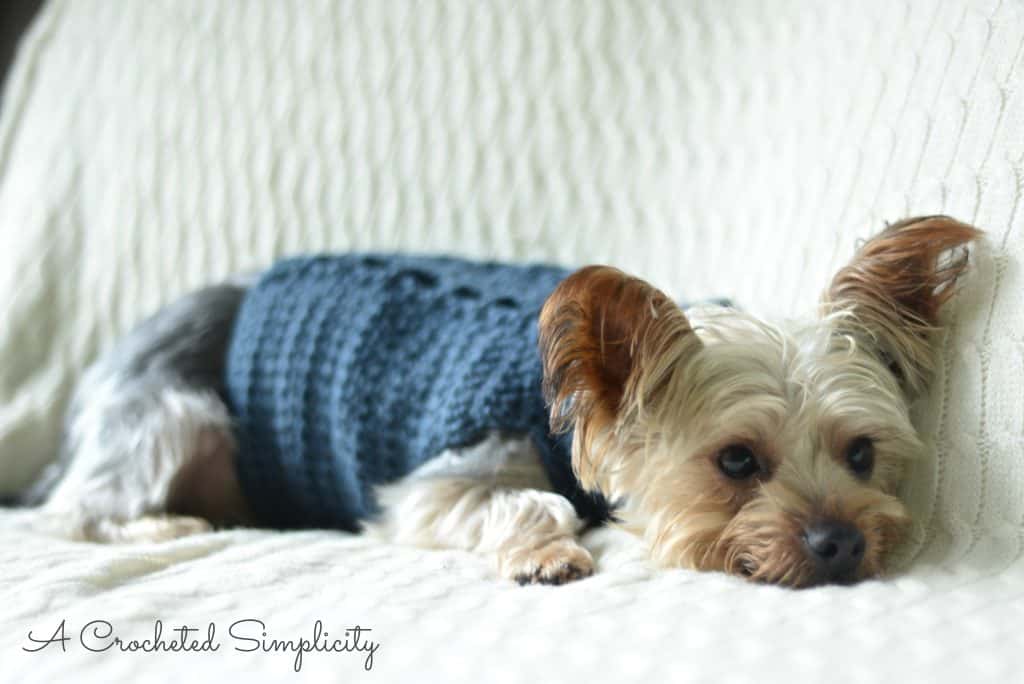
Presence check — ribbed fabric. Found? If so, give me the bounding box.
[223,254,610,530]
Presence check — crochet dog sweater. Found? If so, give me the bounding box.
[223,253,611,530]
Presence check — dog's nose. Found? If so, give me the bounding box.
[802,520,865,582]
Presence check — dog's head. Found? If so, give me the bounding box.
[539,216,981,587]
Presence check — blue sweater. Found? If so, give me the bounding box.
[223,254,611,530]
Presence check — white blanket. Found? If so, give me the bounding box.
[1,0,1022,680]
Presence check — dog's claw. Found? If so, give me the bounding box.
[509,565,589,585]
[505,539,595,586]
[514,561,592,586]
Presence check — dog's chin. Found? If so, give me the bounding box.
[627,485,910,588]
[729,551,859,588]
[716,543,875,588]
[741,554,885,588]
[714,513,822,588]
[712,514,908,589]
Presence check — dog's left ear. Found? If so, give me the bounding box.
[539,266,701,486]
[822,215,983,398]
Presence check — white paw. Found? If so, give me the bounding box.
[502,537,594,585]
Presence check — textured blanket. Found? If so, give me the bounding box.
[1,1,1022,681]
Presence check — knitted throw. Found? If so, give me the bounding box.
[223,254,611,530]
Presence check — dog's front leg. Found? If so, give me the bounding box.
[366,435,593,585]
[370,477,592,585]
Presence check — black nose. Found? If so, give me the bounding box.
[802,520,865,582]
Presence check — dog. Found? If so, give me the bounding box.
[19,215,980,588]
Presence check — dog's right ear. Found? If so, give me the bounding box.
[821,215,982,399]
[539,266,701,484]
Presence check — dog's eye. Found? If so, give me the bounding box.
[845,437,875,478]
[717,445,760,480]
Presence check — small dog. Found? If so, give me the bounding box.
[21,216,980,588]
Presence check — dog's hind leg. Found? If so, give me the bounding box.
[367,433,594,585]
[26,283,253,542]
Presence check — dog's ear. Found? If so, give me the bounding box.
[539,266,701,481]
[822,215,982,398]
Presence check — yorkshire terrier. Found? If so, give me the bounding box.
[19,216,980,588]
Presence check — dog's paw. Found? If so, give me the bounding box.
[502,537,594,586]
[513,560,592,586]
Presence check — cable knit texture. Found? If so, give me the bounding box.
[1,1,1024,681]
[224,253,608,529]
